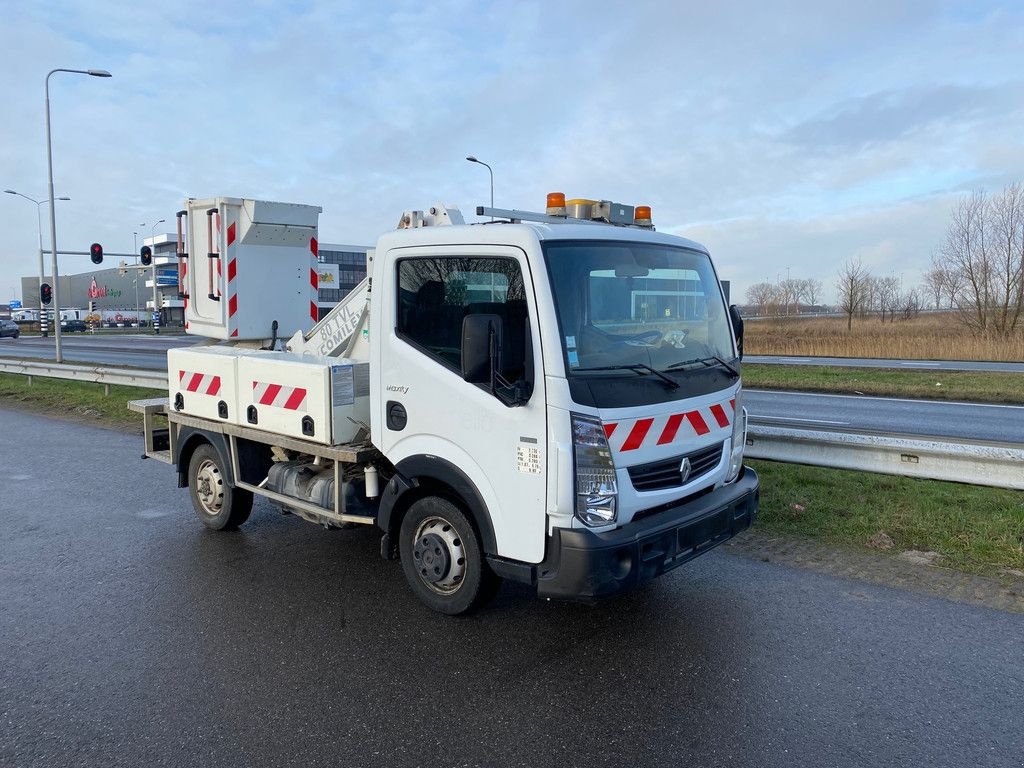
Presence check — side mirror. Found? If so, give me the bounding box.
[461,313,503,384]
[729,304,744,360]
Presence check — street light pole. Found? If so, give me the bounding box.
[149,219,165,334]
[45,67,111,362]
[465,156,494,220]
[4,189,69,337]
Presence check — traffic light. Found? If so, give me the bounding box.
[90,242,104,264]
[40,283,52,305]
[88,301,96,313]
[140,245,153,266]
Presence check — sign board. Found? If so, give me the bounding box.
[317,263,339,288]
[9,300,22,309]
[156,268,178,287]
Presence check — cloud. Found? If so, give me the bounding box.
[1,0,1023,311]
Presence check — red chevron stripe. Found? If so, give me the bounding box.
[710,404,730,428]
[603,423,617,440]
[687,411,710,435]
[621,418,654,451]
[657,413,685,445]
[259,384,282,406]
[283,387,307,410]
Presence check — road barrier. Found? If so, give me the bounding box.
[746,422,1024,490]
[2,357,1022,490]
[0,358,166,391]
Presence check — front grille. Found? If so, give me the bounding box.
[627,443,723,492]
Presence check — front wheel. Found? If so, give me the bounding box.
[187,443,253,530]
[399,496,499,615]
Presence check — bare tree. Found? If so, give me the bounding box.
[935,184,1024,335]
[899,289,922,320]
[745,282,776,316]
[988,183,1024,334]
[836,258,868,331]
[778,278,803,315]
[922,263,946,309]
[877,275,901,322]
[803,278,823,308]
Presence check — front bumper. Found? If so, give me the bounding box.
[535,466,759,601]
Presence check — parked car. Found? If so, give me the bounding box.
[61,319,88,332]
[0,319,20,338]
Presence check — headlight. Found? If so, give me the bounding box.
[571,413,618,527]
[726,390,746,483]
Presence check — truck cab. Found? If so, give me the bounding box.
[369,216,757,609]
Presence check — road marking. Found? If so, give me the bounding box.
[779,357,813,362]
[746,389,1024,410]
[900,361,941,366]
[750,415,850,426]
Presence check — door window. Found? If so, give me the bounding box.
[396,257,532,386]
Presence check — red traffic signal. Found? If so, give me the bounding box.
[90,242,104,264]
[140,245,153,266]
[40,283,52,305]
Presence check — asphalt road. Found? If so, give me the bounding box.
[3,336,1022,443]
[2,408,1022,768]
[0,334,196,369]
[746,354,1024,372]
[746,390,1024,444]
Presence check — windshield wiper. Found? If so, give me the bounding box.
[664,356,739,377]
[574,363,680,389]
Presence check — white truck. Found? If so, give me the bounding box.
[131,193,758,614]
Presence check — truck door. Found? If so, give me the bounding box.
[376,245,546,564]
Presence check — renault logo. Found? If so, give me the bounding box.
[679,456,692,484]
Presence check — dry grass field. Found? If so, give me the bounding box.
[745,313,1024,361]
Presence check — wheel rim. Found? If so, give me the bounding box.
[195,458,225,515]
[412,516,467,595]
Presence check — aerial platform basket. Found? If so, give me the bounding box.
[180,197,323,340]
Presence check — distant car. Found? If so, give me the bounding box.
[61,319,88,332]
[0,319,20,338]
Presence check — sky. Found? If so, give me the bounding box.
[1,0,1022,305]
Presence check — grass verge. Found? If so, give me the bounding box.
[0,372,156,431]
[751,459,1024,578]
[742,363,1024,404]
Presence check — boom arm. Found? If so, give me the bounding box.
[286,276,370,359]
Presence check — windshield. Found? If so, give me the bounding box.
[543,240,735,375]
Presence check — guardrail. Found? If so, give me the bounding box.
[0,358,166,391]
[2,358,1022,490]
[746,423,1024,490]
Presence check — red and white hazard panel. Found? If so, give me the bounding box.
[178,369,222,396]
[603,398,735,453]
[252,380,308,412]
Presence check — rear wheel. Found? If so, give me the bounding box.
[399,496,499,615]
[187,443,252,530]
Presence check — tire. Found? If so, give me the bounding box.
[399,496,500,615]
[187,443,253,530]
